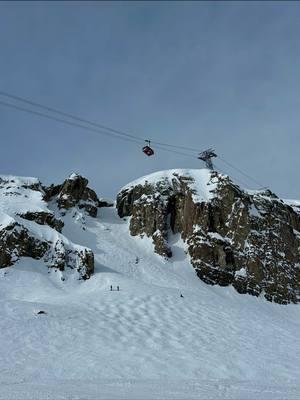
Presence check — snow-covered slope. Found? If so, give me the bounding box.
[1,171,300,399]
[1,194,300,398]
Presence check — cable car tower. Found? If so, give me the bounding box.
[198,148,217,170]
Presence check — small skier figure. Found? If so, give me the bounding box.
[117,286,119,291]
[110,285,112,291]
[135,257,139,264]
[180,293,184,298]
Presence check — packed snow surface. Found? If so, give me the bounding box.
[0,175,300,398]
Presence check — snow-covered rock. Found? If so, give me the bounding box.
[44,173,101,217]
[117,168,300,304]
[0,174,96,280]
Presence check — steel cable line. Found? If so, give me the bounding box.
[213,161,252,189]
[0,99,198,160]
[217,155,267,189]
[0,89,266,188]
[0,100,143,145]
[0,90,145,144]
[0,90,200,152]
[153,144,198,159]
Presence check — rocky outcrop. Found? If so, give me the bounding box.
[44,239,94,280]
[0,221,49,267]
[0,220,93,280]
[44,173,109,218]
[44,174,102,217]
[117,169,300,304]
[18,211,64,232]
[0,174,97,280]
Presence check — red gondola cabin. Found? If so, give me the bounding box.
[142,144,154,156]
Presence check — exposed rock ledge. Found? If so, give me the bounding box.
[117,169,300,304]
[0,173,106,280]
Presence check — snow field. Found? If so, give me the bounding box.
[0,206,300,398]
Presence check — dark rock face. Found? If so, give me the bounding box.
[0,221,49,267]
[43,184,61,201]
[117,181,174,258]
[44,173,105,218]
[0,221,94,280]
[18,211,64,232]
[117,170,300,304]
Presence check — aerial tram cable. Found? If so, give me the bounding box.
[213,161,253,189]
[0,99,199,161]
[0,89,145,144]
[0,89,267,189]
[0,100,143,145]
[217,155,266,189]
[154,145,198,159]
[0,89,198,152]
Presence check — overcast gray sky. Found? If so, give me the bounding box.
[0,1,300,199]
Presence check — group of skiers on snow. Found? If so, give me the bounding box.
[109,284,184,298]
[109,257,184,297]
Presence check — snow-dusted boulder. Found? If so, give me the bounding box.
[44,173,100,217]
[0,219,48,266]
[117,169,300,304]
[0,175,94,280]
[19,211,64,232]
